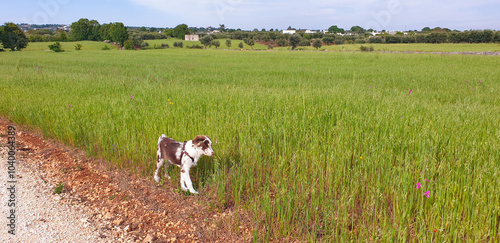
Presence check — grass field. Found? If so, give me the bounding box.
[1,45,499,241]
[24,39,500,53]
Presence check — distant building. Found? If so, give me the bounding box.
[282,30,296,34]
[304,29,316,34]
[185,34,199,41]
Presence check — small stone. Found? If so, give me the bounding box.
[143,234,155,243]
[104,212,113,220]
[113,219,123,225]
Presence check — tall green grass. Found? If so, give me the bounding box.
[1,47,499,241]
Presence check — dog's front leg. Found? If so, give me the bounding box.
[180,167,198,194]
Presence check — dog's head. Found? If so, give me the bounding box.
[192,135,214,156]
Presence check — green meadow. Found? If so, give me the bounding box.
[1,45,499,241]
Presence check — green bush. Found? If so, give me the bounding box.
[102,45,111,50]
[74,43,82,50]
[360,45,374,52]
[124,39,135,50]
[173,41,184,48]
[48,42,64,52]
[187,44,203,49]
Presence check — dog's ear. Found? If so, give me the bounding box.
[193,135,206,146]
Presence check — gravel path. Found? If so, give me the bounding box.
[0,146,128,242]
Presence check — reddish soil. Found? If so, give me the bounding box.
[0,117,252,242]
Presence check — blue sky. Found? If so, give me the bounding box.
[3,0,499,31]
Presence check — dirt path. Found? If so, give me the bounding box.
[0,118,251,242]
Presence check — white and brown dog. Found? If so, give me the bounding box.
[154,134,214,194]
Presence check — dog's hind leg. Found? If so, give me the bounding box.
[164,162,171,180]
[154,155,164,183]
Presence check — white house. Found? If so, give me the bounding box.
[282,30,296,34]
[304,29,316,34]
[185,34,199,41]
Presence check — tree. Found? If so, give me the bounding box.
[313,39,322,49]
[421,27,431,32]
[350,26,364,34]
[243,38,254,50]
[288,34,301,50]
[1,23,29,51]
[58,30,68,41]
[200,35,213,49]
[328,25,344,34]
[322,36,334,45]
[172,24,190,39]
[99,23,112,40]
[70,18,90,41]
[225,39,232,48]
[110,22,128,46]
[219,24,226,33]
[238,42,243,49]
[211,40,220,48]
[276,38,287,47]
[87,20,101,41]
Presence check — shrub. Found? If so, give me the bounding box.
[322,36,334,45]
[299,39,311,46]
[154,43,170,49]
[124,39,135,50]
[267,44,273,49]
[187,44,203,49]
[102,45,111,50]
[211,40,220,48]
[74,43,82,50]
[238,42,243,49]
[360,45,374,52]
[48,42,64,52]
[225,39,232,48]
[54,183,64,194]
[173,41,184,48]
[276,39,287,47]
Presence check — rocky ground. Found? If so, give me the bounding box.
[0,118,251,242]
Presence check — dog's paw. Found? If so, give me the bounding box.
[190,190,199,194]
[154,175,160,183]
[181,186,188,192]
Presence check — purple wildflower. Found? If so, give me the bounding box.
[416,182,422,189]
[130,95,135,100]
[424,191,430,198]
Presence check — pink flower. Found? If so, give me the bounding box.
[408,89,413,95]
[416,182,422,189]
[424,191,430,198]
[130,95,135,100]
